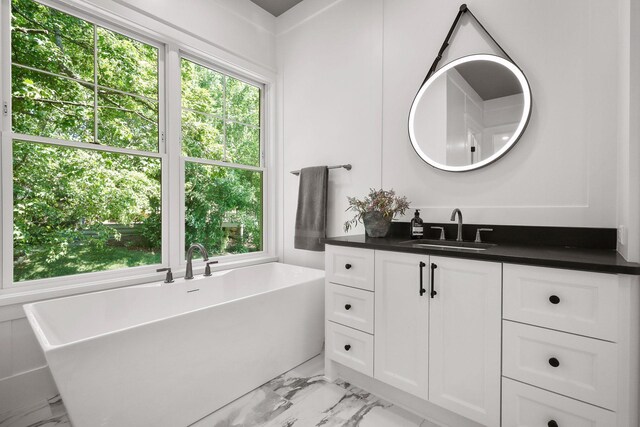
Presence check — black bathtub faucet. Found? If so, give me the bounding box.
[185,243,209,280]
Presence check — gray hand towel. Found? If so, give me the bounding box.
[294,166,328,251]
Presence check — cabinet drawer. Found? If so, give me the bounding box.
[326,321,373,376]
[326,283,374,334]
[503,264,619,341]
[502,377,616,427]
[503,321,618,410]
[326,245,374,291]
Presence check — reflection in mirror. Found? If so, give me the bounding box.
[409,54,531,172]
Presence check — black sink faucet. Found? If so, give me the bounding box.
[450,208,463,242]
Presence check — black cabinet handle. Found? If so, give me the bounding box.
[549,357,560,368]
[430,263,438,298]
[344,344,351,351]
[345,304,352,311]
[549,295,560,304]
[345,263,352,270]
[548,420,558,427]
[419,262,426,296]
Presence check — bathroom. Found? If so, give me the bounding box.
[1,0,639,426]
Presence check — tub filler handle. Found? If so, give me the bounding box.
[204,261,219,277]
[157,268,174,284]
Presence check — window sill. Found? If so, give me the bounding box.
[0,256,279,308]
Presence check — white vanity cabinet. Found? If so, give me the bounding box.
[325,245,375,377]
[325,245,502,426]
[428,256,502,426]
[324,244,639,427]
[374,252,502,425]
[501,264,639,427]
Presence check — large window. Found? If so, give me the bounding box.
[2,0,269,289]
[181,59,263,257]
[10,0,162,283]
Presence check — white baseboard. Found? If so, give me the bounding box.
[0,366,58,414]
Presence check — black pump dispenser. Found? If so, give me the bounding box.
[410,209,424,239]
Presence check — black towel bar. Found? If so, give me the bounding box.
[290,164,352,176]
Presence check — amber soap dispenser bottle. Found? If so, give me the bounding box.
[410,209,424,239]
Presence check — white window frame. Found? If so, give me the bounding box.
[0,0,277,304]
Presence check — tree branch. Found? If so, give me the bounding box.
[98,93,156,125]
[13,95,92,109]
[12,6,94,51]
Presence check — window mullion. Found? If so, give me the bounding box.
[1,132,12,289]
[223,75,227,162]
[93,24,98,143]
[10,133,163,158]
[0,0,9,132]
[165,45,183,268]
[183,156,264,173]
[0,0,9,289]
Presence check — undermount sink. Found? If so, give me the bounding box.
[399,239,496,251]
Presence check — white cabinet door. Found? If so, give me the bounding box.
[374,250,429,399]
[428,256,502,427]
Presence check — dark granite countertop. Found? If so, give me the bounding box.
[322,234,640,275]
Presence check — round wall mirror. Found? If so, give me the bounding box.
[408,54,532,172]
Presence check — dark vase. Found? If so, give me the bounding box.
[363,211,391,238]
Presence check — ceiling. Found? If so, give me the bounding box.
[456,60,522,101]
[249,0,304,16]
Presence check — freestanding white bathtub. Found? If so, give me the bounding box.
[24,262,325,427]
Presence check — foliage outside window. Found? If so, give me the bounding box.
[181,59,263,257]
[10,0,162,282]
[5,0,267,287]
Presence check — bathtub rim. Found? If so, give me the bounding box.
[1,255,281,308]
[24,262,324,351]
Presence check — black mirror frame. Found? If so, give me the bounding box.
[408,53,532,172]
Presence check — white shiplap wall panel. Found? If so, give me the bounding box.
[0,320,12,379]
[11,318,46,376]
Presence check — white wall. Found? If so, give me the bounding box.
[0,0,277,415]
[278,0,628,267]
[278,0,383,269]
[383,0,617,227]
[0,308,57,414]
[617,0,640,262]
[83,0,277,72]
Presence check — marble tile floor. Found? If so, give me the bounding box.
[0,395,70,427]
[0,354,441,427]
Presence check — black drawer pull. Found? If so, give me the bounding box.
[345,304,352,310]
[548,420,558,427]
[419,262,426,296]
[345,263,352,270]
[549,295,560,304]
[549,357,560,368]
[344,344,351,351]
